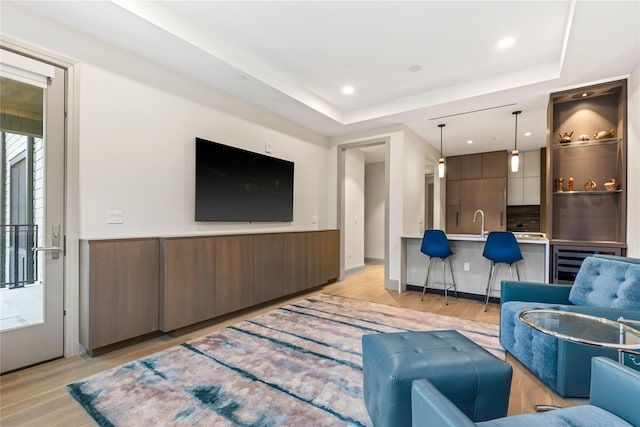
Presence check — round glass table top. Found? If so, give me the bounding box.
[519,309,640,350]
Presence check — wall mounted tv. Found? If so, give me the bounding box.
[195,137,294,222]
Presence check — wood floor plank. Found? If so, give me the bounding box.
[0,264,585,425]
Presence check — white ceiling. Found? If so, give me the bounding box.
[9,0,640,156]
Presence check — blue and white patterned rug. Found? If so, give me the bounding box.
[67,293,504,426]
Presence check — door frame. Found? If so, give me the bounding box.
[337,137,390,288]
[1,36,81,358]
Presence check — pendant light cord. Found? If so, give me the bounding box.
[512,111,521,150]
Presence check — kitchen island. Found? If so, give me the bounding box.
[401,233,549,301]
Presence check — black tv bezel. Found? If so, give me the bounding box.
[195,137,294,222]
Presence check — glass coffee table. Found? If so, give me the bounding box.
[519,309,640,411]
[519,309,640,364]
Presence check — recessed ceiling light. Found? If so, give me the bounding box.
[408,65,422,73]
[571,91,594,99]
[342,85,355,95]
[497,37,515,49]
[525,132,532,136]
[467,140,473,144]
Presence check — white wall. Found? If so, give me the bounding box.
[365,161,385,261]
[627,63,639,257]
[77,65,330,239]
[402,127,429,236]
[2,2,331,240]
[344,149,365,272]
[330,126,433,291]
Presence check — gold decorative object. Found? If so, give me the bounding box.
[579,134,590,141]
[584,179,597,191]
[555,177,565,192]
[558,132,573,143]
[568,177,574,192]
[604,178,619,191]
[593,129,616,140]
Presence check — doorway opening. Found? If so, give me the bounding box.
[338,138,389,287]
[1,48,66,373]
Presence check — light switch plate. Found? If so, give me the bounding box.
[107,210,123,224]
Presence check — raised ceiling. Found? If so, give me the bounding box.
[6,0,640,155]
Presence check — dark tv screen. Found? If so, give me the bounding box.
[195,137,294,222]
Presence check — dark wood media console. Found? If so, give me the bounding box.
[80,230,339,355]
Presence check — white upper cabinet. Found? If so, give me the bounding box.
[508,150,541,205]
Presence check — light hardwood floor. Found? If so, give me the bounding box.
[0,265,585,426]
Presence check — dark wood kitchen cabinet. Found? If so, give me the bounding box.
[446,151,507,234]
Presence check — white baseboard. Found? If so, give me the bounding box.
[344,265,366,276]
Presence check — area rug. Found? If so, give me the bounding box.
[67,293,504,426]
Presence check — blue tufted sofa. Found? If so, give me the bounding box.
[411,356,640,426]
[499,255,640,397]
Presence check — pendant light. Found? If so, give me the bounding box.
[511,111,521,173]
[438,123,446,178]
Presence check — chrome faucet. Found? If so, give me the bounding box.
[473,209,485,237]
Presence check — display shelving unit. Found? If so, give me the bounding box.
[546,80,627,283]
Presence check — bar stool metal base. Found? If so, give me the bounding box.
[421,257,457,305]
[484,262,520,311]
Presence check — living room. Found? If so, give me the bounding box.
[1,1,639,426]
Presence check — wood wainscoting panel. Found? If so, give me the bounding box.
[254,233,285,304]
[160,237,216,332]
[307,231,327,288]
[325,230,340,282]
[80,238,159,353]
[284,232,309,294]
[215,235,255,316]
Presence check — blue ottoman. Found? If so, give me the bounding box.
[362,330,512,427]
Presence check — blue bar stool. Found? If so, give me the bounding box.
[420,229,457,305]
[482,231,523,311]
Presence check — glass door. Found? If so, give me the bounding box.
[1,50,65,373]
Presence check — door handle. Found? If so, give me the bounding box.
[32,224,61,259]
[32,246,62,252]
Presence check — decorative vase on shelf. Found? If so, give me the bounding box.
[558,132,573,143]
[604,178,619,191]
[555,177,565,192]
[568,177,574,192]
[578,134,590,141]
[584,179,597,191]
[593,129,616,140]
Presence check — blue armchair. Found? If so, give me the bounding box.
[499,255,640,397]
[411,356,640,426]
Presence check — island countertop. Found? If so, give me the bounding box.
[402,232,548,244]
[401,233,549,300]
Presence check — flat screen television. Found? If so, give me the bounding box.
[195,137,294,222]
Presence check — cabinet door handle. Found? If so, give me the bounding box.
[500,211,504,227]
[456,211,459,226]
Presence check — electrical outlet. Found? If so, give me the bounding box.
[463,263,470,271]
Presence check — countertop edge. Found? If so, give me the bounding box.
[402,234,549,244]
